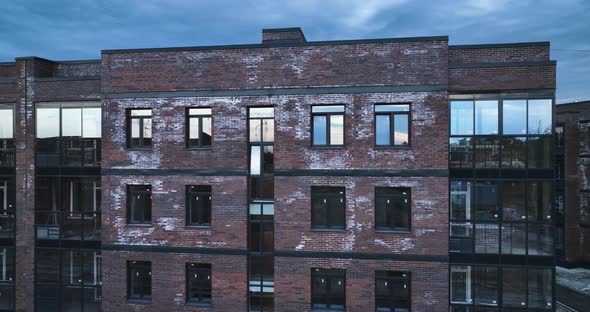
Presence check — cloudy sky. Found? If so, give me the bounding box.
[1,0,588,103]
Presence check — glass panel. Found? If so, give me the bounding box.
[37,108,60,138]
[528,224,553,256]
[503,268,527,307]
[131,119,140,138]
[312,105,344,113]
[375,115,390,145]
[450,138,472,168]
[528,99,552,134]
[394,114,409,146]
[475,138,500,168]
[263,146,274,174]
[62,108,82,137]
[528,136,552,168]
[501,223,526,255]
[0,109,13,139]
[330,115,344,145]
[311,190,326,228]
[189,118,199,139]
[130,109,151,116]
[188,108,211,115]
[475,223,499,254]
[451,101,474,135]
[143,118,152,139]
[451,266,470,303]
[375,104,409,112]
[503,100,527,135]
[202,117,212,145]
[473,182,498,220]
[503,182,526,220]
[451,181,471,220]
[313,115,327,145]
[249,107,274,118]
[475,100,498,135]
[262,119,274,142]
[501,137,526,168]
[250,146,261,175]
[82,108,101,138]
[249,119,261,142]
[528,269,552,309]
[473,266,498,306]
[528,182,552,221]
[249,223,261,251]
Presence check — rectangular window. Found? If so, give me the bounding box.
[502,100,527,135]
[375,104,410,147]
[187,108,212,148]
[528,99,552,135]
[127,260,151,301]
[501,137,526,168]
[186,263,211,304]
[375,271,410,312]
[312,105,344,146]
[528,136,552,168]
[449,137,472,168]
[473,182,498,220]
[311,187,345,230]
[502,182,526,220]
[474,138,500,168]
[502,268,526,307]
[127,185,151,224]
[186,186,211,226]
[528,269,552,309]
[127,109,152,148]
[311,268,345,311]
[375,187,411,231]
[0,106,13,139]
[475,100,498,135]
[450,101,474,135]
[451,265,498,306]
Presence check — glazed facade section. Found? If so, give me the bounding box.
[0,27,556,311]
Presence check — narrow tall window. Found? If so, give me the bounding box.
[375,188,411,231]
[127,185,151,224]
[128,109,152,148]
[0,106,13,140]
[312,105,344,146]
[186,186,211,226]
[186,263,212,304]
[311,268,345,311]
[375,271,411,312]
[187,108,212,148]
[375,104,410,147]
[127,261,151,301]
[311,187,345,230]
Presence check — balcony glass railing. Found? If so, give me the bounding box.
[0,212,15,239]
[36,138,101,167]
[0,140,15,168]
[35,211,101,241]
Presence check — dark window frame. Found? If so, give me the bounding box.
[127,109,152,148]
[375,271,411,312]
[311,105,345,147]
[186,263,212,305]
[311,187,346,231]
[186,185,212,227]
[311,268,346,311]
[127,185,152,225]
[375,187,412,232]
[127,260,152,302]
[186,108,212,148]
[374,104,411,147]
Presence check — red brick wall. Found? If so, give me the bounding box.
[101,251,247,312]
[449,65,556,92]
[449,45,550,63]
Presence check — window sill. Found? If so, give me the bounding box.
[127,299,151,304]
[373,145,411,150]
[186,147,213,151]
[186,301,212,307]
[311,145,345,149]
[375,229,412,234]
[127,147,153,151]
[126,223,153,227]
[186,225,212,229]
[311,228,346,232]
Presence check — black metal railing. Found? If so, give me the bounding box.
[0,139,15,167]
[36,138,101,167]
[35,211,101,241]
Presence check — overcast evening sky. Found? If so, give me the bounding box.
[1,0,588,103]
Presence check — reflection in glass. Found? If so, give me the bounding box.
[0,109,13,139]
[62,109,82,137]
[394,114,408,145]
[473,182,497,220]
[190,118,200,140]
[250,146,261,175]
[201,117,212,145]
[262,120,274,142]
[249,120,261,142]
[451,101,474,135]
[329,115,344,145]
[502,182,526,220]
[501,137,526,168]
[501,223,526,255]
[503,268,526,307]
[528,269,552,308]
[313,115,327,145]
[376,115,390,145]
[528,136,552,168]
[82,108,101,138]
[527,182,552,221]
[528,99,552,134]
[503,100,527,135]
[473,266,498,306]
[450,138,472,168]
[37,108,60,138]
[475,138,500,168]
[475,101,498,135]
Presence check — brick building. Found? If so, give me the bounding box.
[0,27,556,311]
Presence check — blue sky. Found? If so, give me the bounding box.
[1,0,588,103]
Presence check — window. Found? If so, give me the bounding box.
[187,108,212,148]
[450,101,474,135]
[249,202,274,254]
[451,265,498,306]
[127,185,151,224]
[501,137,526,168]
[503,268,526,307]
[528,100,552,134]
[375,188,411,231]
[312,105,344,146]
[127,261,151,301]
[0,106,13,139]
[186,186,211,226]
[186,263,211,305]
[375,271,410,312]
[475,101,498,135]
[127,109,152,148]
[528,136,552,168]
[249,108,275,199]
[311,187,345,230]
[311,268,345,311]
[375,104,410,147]
[502,100,527,135]
[449,137,472,168]
[249,256,274,311]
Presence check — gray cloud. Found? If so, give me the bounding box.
[0,0,587,102]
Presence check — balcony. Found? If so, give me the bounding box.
[0,140,15,168]
[0,212,15,240]
[36,138,101,168]
[35,211,101,241]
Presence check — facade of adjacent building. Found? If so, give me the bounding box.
[0,27,556,311]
